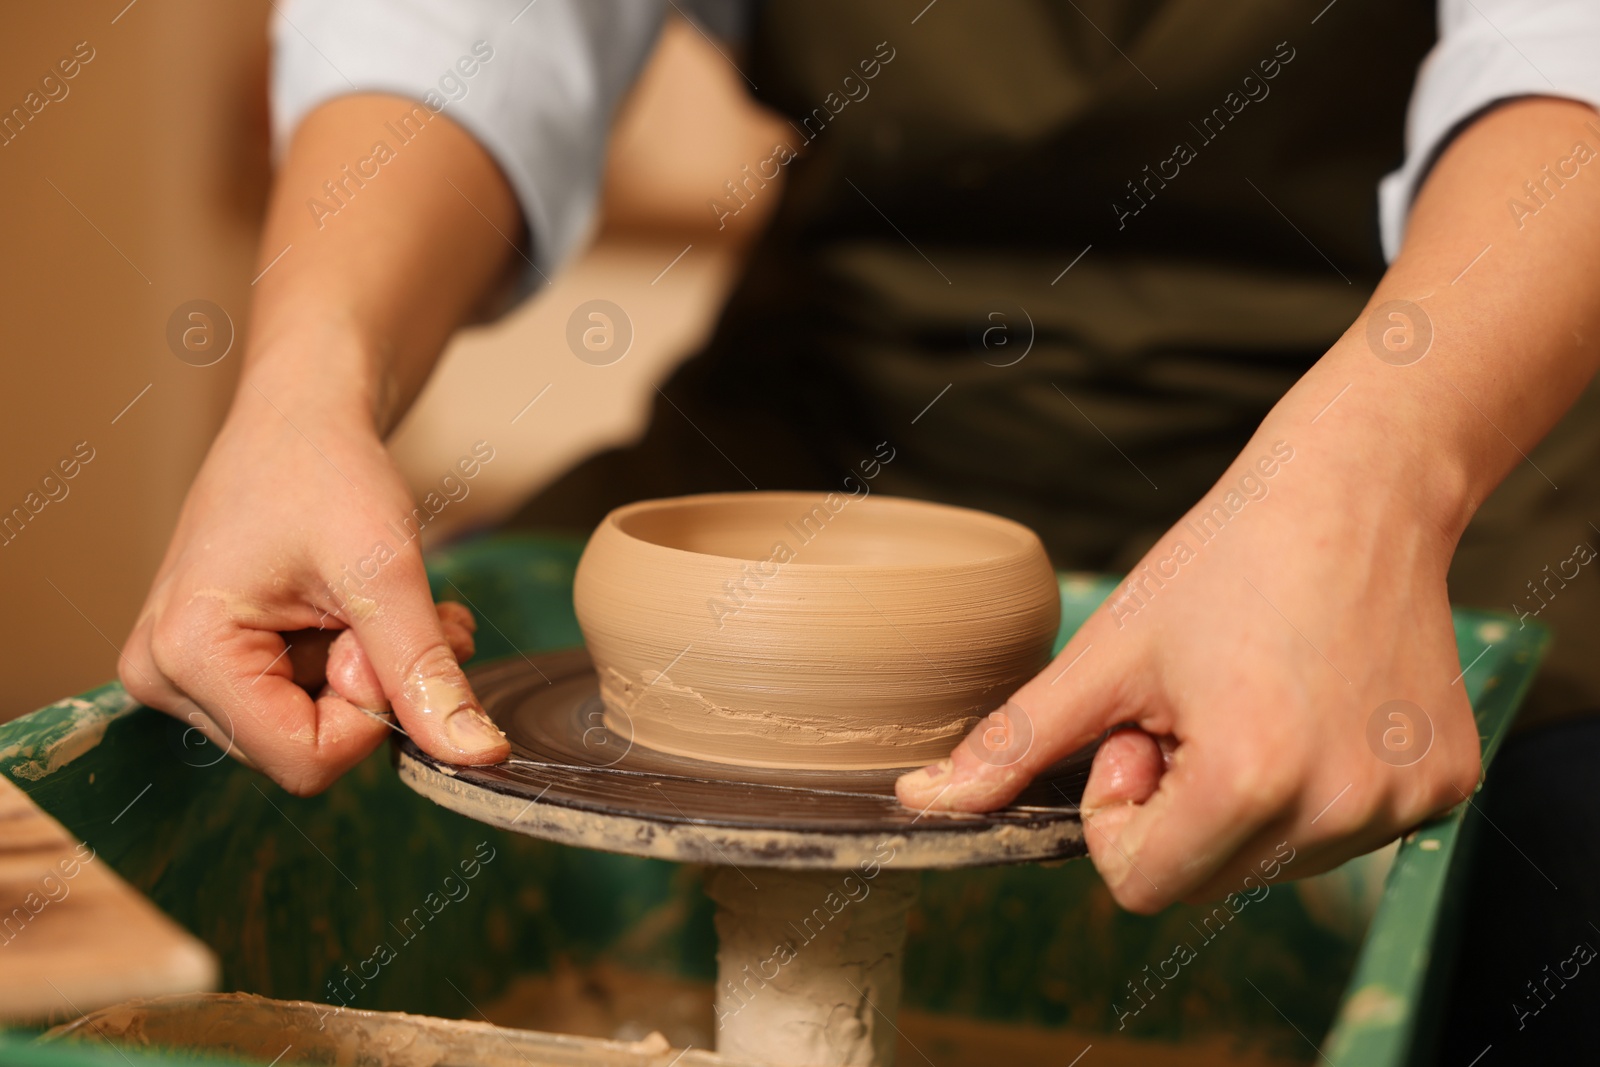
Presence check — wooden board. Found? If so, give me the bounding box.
[0,777,217,1024]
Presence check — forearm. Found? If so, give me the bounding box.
[239,94,521,433]
[1265,97,1600,537]
[914,100,1600,909]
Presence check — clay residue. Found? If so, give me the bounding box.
[707,867,920,1066]
[598,666,976,770]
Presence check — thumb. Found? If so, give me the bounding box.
[344,561,509,765]
[895,629,1134,812]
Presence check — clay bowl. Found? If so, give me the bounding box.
[573,491,1060,770]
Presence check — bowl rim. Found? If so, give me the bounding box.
[592,490,1049,573]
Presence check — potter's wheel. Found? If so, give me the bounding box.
[395,648,1090,870]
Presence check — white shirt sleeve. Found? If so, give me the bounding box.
[270,0,666,289]
[1380,0,1600,261]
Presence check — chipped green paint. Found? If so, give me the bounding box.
[2,686,137,783]
[0,534,1550,1067]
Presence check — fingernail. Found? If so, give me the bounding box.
[446,704,507,752]
[405,673,473,716]
[404,672,505,754]
[919,758,953,785]
[1079,797,1132,821]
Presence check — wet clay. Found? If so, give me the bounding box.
[574,493,1059,770]
[707,867,920,1066]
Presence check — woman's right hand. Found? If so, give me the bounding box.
[119,382,509,795]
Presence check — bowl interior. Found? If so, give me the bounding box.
[614,493,1032,568]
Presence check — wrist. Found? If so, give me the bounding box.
[230,319,388,436]
[1261,337,1480,546]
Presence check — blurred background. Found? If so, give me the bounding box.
[0,1,786,721]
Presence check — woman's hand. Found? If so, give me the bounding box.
[900,97,1600,910]
[898,366,1482,911]
[119,381,508,795]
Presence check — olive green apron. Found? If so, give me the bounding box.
[514,0,1600,728]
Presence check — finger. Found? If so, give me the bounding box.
[1076,730,1166,893]
[326,629,387,711]
[147,602,390,795]
[1176,688,1480,906]
[122,615,261,772]
[119,613,199,719]
[438,605,477,661]
[1180,716,1480,904]
[895,622,1143,812]
[169,704,265,773]
[340,558,508,765]
[436,600,477,640]
[1080,729,1164,817]
[1086,738,1287,913]
[1179,819,1355,907]
[314,684,407,749]
[326,602,478,712]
